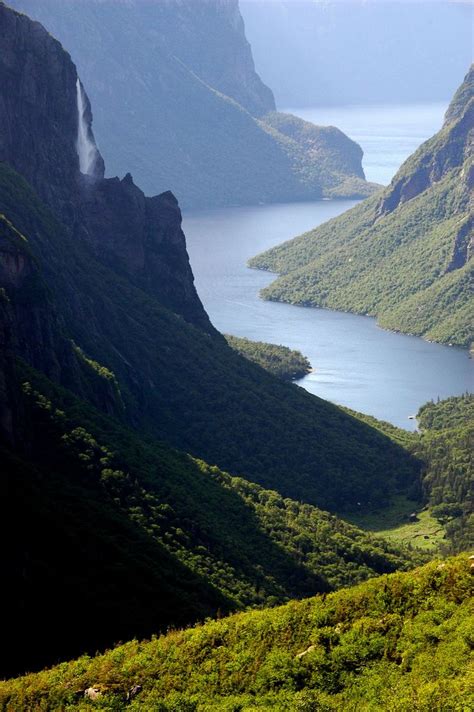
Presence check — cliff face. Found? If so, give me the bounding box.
[7,0,375,208]
[80,176,212,330]
[0,2,103,214]
[240,0,472,108]
[378,66,473,217]
[0,1,212,334]
[154,0,275,117]
[250,67,473,348]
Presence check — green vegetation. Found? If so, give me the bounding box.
[348,496,447,553]
[225,335,311,380]
[347,395,473,554]
[0,10,471,694]
[249,70,473,348]
[1,556,472,710]
[260,111,378,199]
[1,160,471,678]
[3,361,420,676]
[418,393,474,432]
[413,395,473,553]
[0,161,420,516]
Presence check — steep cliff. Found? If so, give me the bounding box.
[0,2,103,213]
[7,0,375,207]
[0,1,212,334]
[250,67,473,349]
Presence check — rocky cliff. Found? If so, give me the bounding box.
[0,3,103,213]
[378,65,473,216]
[7,0,375,207]
[240,0,472,108]
[0,1,212,333]
[152,0,276,117]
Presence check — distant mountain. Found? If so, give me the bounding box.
[250,67,473,349]
[241,0,473,108]
[6,0,375,208]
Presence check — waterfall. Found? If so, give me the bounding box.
[76,78,97,175]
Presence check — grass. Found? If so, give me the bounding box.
[346,495,447,552]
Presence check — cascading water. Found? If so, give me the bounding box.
[76,78,97,175]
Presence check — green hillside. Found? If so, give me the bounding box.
[249,67,473,348]
[2,360,420,677]
[345,396,473,554]
[1,556,472,710]
[418,393,474,432]
[0,162,419,515]
[225,335,311,380]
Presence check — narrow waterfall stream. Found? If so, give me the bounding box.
[76,78,98,175]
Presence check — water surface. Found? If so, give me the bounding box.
[184,103,473,429]
[285,102,448,184]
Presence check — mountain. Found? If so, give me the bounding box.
[0,0,418,513]
[1,555,471,709]
[0,1,424,675]
[240,0,473,108]
[249,67,473,349]
[6,0,376,208]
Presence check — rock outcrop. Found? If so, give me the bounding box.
[378,67,474,217]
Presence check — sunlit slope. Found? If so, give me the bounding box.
[1,556,472,710]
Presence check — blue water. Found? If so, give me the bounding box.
[184,103,473,429]
[285,102,448,185]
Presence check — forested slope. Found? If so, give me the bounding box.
[250,67,473,348]
[0,161,419,513]
[2,361,419,677]
[414,395,473,553]
[2,556,472,710]
[0,3,425,679]
[225,334,311,380]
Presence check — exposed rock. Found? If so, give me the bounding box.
[0,2,104,216]
[296,645,316,658]
[0,2,212,334]
[377,68,473,217]
[445,217,473,274]
[84,687,102,700]
[127,684,143,700]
